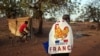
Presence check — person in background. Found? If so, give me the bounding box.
[19,21,29,41]
[48,14,74,56]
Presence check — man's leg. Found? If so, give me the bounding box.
[61,53,69,56]
[51,53,69,56]
[23,31,31,41]
[19,31,27,42]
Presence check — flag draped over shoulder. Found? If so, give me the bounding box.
[48,19,73,54]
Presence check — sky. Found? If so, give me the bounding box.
[70,0,95,21]
[63,0,92,21]
[45,0,94,21]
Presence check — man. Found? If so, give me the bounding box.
[19,21,29,41]
[48,14,74,56]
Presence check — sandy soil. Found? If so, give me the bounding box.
[0,19,100,56]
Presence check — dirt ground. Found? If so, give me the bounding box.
[0,19,100,56]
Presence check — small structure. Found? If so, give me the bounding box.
[7,17,29,36]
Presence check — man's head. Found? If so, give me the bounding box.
[62,14,70,23]
[25,21,28,24]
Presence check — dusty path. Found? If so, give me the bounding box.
[0,19,100,56]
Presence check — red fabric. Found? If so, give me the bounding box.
[19,23,27,33]
[64,39,68,42]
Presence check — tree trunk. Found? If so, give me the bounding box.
[97,22,100,30]
[29,17,33,38]
[36,9,43,34]
[37,16,43,34]
[93,18,98,22]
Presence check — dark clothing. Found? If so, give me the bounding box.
[51,53,69,56]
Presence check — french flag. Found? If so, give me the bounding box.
[55,39,68,44]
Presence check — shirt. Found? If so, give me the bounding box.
[19,23,27,33]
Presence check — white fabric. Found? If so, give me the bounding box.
[48,19,73,54]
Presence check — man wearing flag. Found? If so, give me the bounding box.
[48,14,74,56]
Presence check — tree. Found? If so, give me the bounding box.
[31,0,71,34]
[78,0,100,30]
[47,17,56,21]
[0,0,80,36]
[88,6,99,22]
